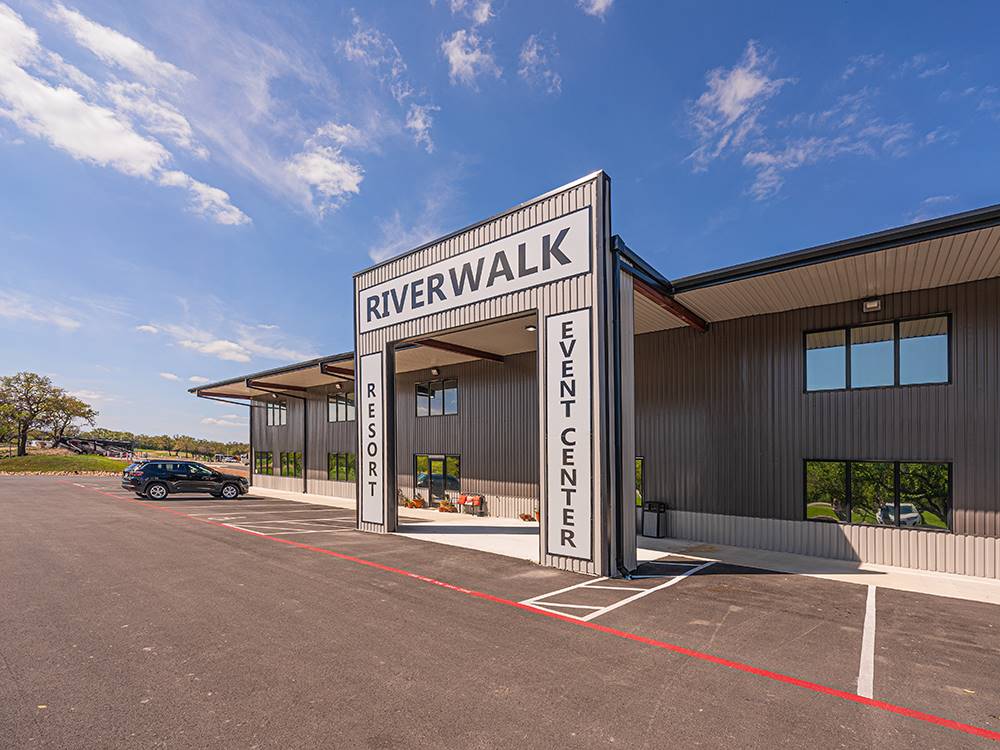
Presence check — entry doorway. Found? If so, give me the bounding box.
[414,454,461,508]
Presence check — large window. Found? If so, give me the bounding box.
[805,315,949,391]
[328,452,357,482]
[415,379,458,417]
[266,401,287,426]
[635,457,645,507]
[279,452,302,478]
[253,451,273,474]
[327,393,356,423]
[805,459,950,529]
[414,453,461,506]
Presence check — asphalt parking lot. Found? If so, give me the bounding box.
[2,477,999,748]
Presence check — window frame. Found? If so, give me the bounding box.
[635,456,645,508]
[253,451,273,475]
[803,458,952,531]
[327,451,357,482]
[803,313,952,393]
[265,401,288,427]
[279,451,302,478]
[327,392,356,423]
[413,452,462,503]
[415,378,459,418]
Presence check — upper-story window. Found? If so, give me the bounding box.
[805,315,949,392]
[328,392,356,422]
[415,379,458,417]
[266,401,287,426]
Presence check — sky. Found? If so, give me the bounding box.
[2,0,999,438]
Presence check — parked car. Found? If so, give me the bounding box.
[877,502,922,526]
[122,460,248,500]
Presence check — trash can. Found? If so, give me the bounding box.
[641,501,667,538]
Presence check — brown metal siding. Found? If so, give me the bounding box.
[635,276,1000,539]
[305,385,358,494]
[394,352,539,516]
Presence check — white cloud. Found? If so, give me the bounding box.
[106,80,207,158]
[0,5,249,226]
[340,11,413,105]
[449,0,493,26]
[158,170,250,225]
[577,0,614,18]
[441,29,501,88]
[900,53,950,79]
[686,40,793,171]
[69,389,113,401]
[0,290,80,331]
[49,3,195,89]
[178,337,250,362]
[285,142,363,216]
[200,416,245,427]
[159,371,180,381]
[367,170,458,262]
[405,103,439,153]
[842,53,884,80]
[157,322,317,364]
[135,324,159,333]
[910,195,957,223]
[189,375,210,383]
[518,34,561,94]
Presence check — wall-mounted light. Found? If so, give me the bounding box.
[431,367,440,377]
[335,382,343,391]
[525,324,537,332]
[862,297,882,313]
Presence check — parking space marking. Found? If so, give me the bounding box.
[519,561,715,622]
[62,480,1000,744]
[858,585,876,699]
[187,508,346,516]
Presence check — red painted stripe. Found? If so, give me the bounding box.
[73,483,1000,743]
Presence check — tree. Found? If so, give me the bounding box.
[0,372,61,456]
[44,393,98,442]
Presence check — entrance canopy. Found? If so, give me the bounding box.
[189,352,354,400]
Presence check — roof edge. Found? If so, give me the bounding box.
[188,350,354,394]
[673,201,1000,293]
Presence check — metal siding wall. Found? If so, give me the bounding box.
[305,385,358,497]
[395,352,539,517]
[354,174,610,575]
[635,276,1000,576]
[249,397,305,492]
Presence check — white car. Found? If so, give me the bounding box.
[877,503,922,526]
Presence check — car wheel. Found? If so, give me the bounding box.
[220,483,239,500]
[146,482,168,500]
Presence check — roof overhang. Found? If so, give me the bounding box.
[190,352,355,400]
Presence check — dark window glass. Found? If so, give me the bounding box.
[850,323,894,388]
[850,462,895,525]
[445,455,461,492]
[806,330,846,391]
[416,384,430,417]
[346,452,357,482]
[346,392,356,421]
[429,381,444,416]
[899,462,950,529]
[805,461,849,522]
[635,457,644,507]
[444,379,458,415]
[328,453,337,481]
[899,317,948,385]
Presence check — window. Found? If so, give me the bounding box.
[253,451,273,475]
[415,378,458,417]
[899,317,949,385]
[805,315,949,391]
[266,401,287,426]
[635,457,645,507]
[414,453,461,505]
[327,452,357,482]
[279,452,302,478]
[805,460,950,529]
[327,392,356,422]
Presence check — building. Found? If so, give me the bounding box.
[192,171,1000,581]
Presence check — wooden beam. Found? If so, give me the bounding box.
[320,363,355,378]
[413,338,505,363]
[633,278,709,332]
[246,379,309,392]
[197,390,251,400]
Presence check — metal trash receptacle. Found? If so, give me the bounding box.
[641,501,667,538]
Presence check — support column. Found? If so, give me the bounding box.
[616,272,637,570]
[357,346,397,532]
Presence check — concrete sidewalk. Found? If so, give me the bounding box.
[249,486,1000,605]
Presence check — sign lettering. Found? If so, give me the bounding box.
[358,352,384,525]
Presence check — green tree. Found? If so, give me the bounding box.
[0,372,61,456]
[45,393,99,442]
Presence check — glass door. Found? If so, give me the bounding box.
[429,456,446,506]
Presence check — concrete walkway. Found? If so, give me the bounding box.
[249,486,1000,606]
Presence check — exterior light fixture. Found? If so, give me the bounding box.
[335,382,343,391]
[862,297,882,313]
[431,367,440,377]
[525,324,537,332]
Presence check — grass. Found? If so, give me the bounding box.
[0,454,129,473]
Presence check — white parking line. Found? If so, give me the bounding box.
[857,584,876,698]
[187,508,346,516]
[520,561,714,622]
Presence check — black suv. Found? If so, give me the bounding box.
[122,460,249,500]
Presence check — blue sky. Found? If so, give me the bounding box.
[2,0,999,437]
